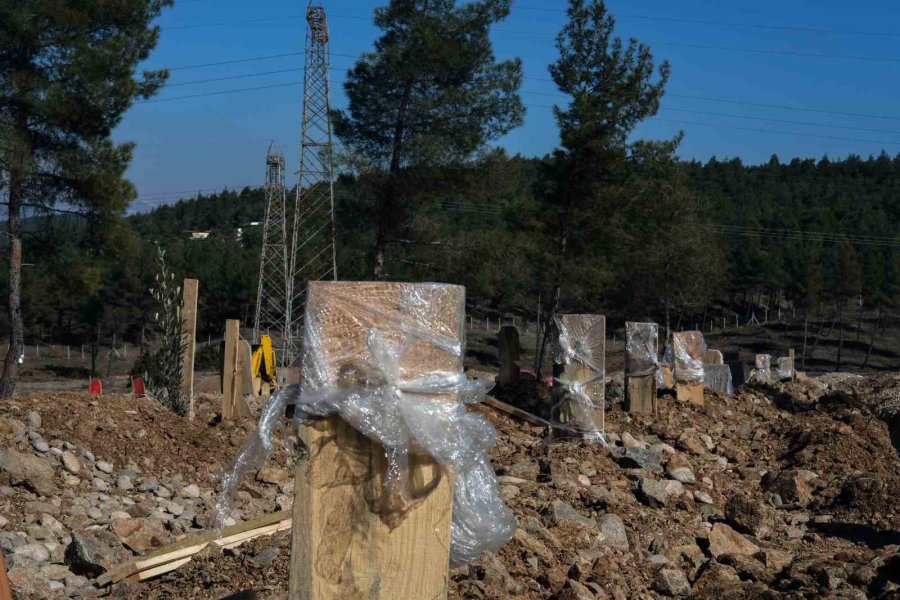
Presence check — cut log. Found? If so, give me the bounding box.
[626,375,656,414]
[673,331,706,405]
[289,282,459,600]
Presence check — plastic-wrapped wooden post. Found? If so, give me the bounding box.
[673,331,705,405]
[289,282,459,600]
[625,322,658,414]
[553,314,606,433]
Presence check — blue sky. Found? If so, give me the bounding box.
[117,0,900,211]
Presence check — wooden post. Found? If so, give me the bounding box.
[553,314,606,433]
[289,282,458,600]
[673,331,705,405]
[497,325,521,386]
[625,322,657,414]
[704,349,724,365]
[788,348,796,379]
[181,279,199,420]
[221,320,250,420]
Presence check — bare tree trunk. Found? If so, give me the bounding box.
[862,307,884,369]
[0,162,25,399]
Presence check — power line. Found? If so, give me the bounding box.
[167,52,303,71]
[516,5,900,39]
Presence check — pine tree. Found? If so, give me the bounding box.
[332,0,524,278]
[0,0,171,397]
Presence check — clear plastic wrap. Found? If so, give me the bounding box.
[551,314,607,444]
[776,356,794,380]
[754,354,773,383]
[625,322,659,377]
[294,282,515,567]
[703,364,734,395]
[658,342,674,390]
[673,331,707,384]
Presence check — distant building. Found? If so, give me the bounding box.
[185,231,212,240]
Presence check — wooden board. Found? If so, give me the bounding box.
[221,320,250,419]
[626,375,655,414]
[181,279,199,420]
[482,396,552,428]
[553,315,605,434]
[97,511,291,586]
[238,339,253,396]
[497,325,520,386]
[289,282,458,600]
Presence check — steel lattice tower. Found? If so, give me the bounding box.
[285,0,338,363]
[253,144,289,351]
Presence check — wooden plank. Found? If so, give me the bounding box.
[482,396,552,428]
[553,315,605,434]
[497,325,521,386]
[676,382,705,405]
[181,279,199,420]
[97,511,291,586]
[222,319,240,420]
[290,282,457,600]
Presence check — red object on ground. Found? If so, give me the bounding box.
[132,377,146,398]
[89,379,102,395]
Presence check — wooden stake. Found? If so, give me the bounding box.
[497,325,521,386]
[289,282,458,600]
[221,320,249,419]
[181,279,199,420]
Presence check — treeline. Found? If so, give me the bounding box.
[5,151,900,351]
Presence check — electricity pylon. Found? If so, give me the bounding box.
[253,143,289,354]
[285,0,337,364]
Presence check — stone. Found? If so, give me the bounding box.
[7,567,54,597]
[652,567,691,597]
[694,490,714,504]
[636,477,670,508]
[27,410,42,429]
[180,483,201,498]
[707,523,760,558]
[621,431,648,449]
[65,530,131,577]
[255,467,290,485]
[662,479,684,497]
[252,546,281,569]
[725,495,774,538]
[86,507,102,520]
[677,432,705,455]
[754,548,793,573]
[552,501,597,530]
[117,475,134,491]
[615,447,663,472]
[154,485,172,498]
[30,437,50,453]
[13,541,51,562]
[598,513,629,551]
[513,529,555,564]
[506,461,539,480]
[110,516,143,539]
[61,451,80,474]
[761,470,812,505]
[95,461,113,474]
[0,448,58,496]
[93,478,110,492]
[40,564,72,581]
[137,478,158,492]
[122,524,167,553]
[667,466,696,484]
[39,513,63,534]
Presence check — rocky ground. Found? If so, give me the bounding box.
[2,374,899,599]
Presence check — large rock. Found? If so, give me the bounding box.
[652,567,691,597]
[256,467,290,485]
[636,477,670,508]
[707,523,760,558]
[13,542,51,562]
[7,567,54,597]
[598,513,629,551]
[61,451,80,474]
[0,448,58,496]
[725,495,774,538]
[615,448,663,472]
[65,530,131,577]
[761,470,812,505]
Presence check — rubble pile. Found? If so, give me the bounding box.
[2,374,899,599]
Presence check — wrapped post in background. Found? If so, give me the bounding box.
[289,282,515,600]
[625,322,658,414]
[551,314,606,441]
[754,354,773,383]
[673,331,706,405]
